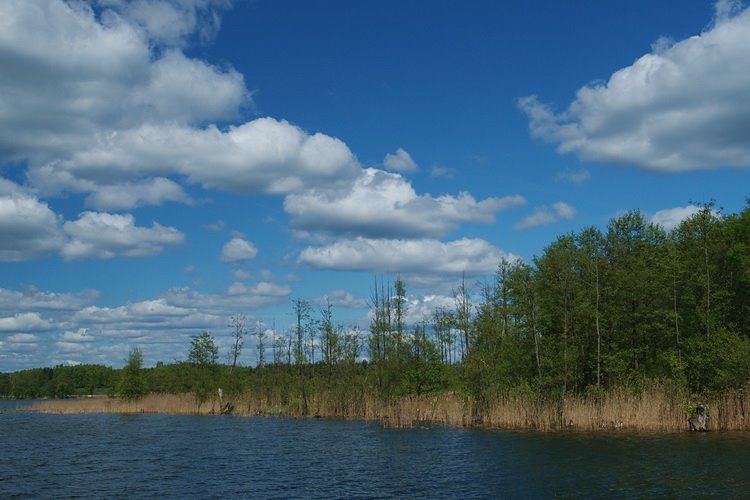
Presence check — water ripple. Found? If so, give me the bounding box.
[2,411,750,498]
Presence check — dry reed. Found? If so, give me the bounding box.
[31,385,750,432]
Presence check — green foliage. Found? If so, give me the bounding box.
[684,329,750,392]
[0,364,116,399]
[188,331,219,366]
[118,348,148,399]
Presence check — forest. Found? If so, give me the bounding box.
[3,200,750,420]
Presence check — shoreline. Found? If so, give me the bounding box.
[28,388,750,433]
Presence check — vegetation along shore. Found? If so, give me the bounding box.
[8,201,750,432]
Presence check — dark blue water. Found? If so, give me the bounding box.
[2,401,750,498]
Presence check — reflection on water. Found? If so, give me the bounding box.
[1,409,749,498]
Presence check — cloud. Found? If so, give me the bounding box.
[519,6,750,171]
[714,0,744,24]
[221,237,258,262]
[3,1,359,206]
[100,0,232,48]
[515,202,576,230]
[0,287,99,315]
[430,166,454,178]
[131,49,249,124]
[285,168,526,238]
[60,328,95,343]
[84,177,192,211]
[72,299,213,328]
[1,177,185,262]
[6,333,39,344]
[383,148,419,173]
[232,269,252,281]
[649,205,702,231]
[204,220,225,232]
[403,294,457,326]
[0,280,286,369]
[299,237,514,275]
[0,0,494,258]
[163,282,291,315]
[58,282,288,365]
[0,0,247,134]
[61,212,185,260]
[315,290,369,309]
[0,1,245,164]
[556,168,591,184]
[55,341,89,353]
[0,312,54,332]
[4,333,39,351]
[0,186,64,261]
[30,119,359,198]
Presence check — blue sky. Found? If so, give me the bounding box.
[1,0,749,370]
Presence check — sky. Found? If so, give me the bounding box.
[1,0,749,371]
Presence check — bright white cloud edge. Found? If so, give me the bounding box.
[519,6,750,172]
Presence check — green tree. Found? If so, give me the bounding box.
[369,279,391,391]
[535,234,581,397]
[507,262,543,381]
[723,200,750,335]
[673,202,725,340]
[187,332,220,406]
[118,348,147,399]
[603,211,672,384]
[189,332,219,366]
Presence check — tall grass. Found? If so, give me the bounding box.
[32,394,212,415]
[31,384,750,432]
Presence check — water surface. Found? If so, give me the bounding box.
[1,409,748,498]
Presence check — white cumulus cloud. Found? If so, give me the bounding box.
[30,119,359,198]
[515,202,576,230]
[0,185,64,261]
[84,177,192,211]
[315,290,369,309]
[60,328,95,343]
[6,333,39,344]
[0,312,54,332]
[100,0,230,47]
[0,0,248,166]
[299,237,514,275]
[0,287,99,315]
[221,237,258,262]
[519,6,750,172]
[61,212,185,260]
[649,205,703,231]
[164,282,291,312]
[383,147,419,173]
[285,168,526,238]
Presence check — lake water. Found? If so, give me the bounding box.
[2,400,750,498]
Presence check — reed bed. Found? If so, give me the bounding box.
[31,385,750,432]
[32,394,211,415]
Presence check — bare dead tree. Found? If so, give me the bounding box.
[228,314,246,372]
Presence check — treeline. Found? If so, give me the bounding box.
[357,200,750,404]
[3,201,750,406]
[0,364,117,399]
[463,201,750,405]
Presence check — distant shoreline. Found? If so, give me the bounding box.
[29,388,750,433]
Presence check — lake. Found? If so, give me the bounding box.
[2,400,749,498]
